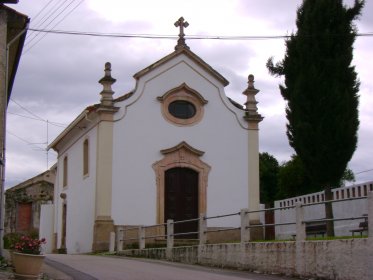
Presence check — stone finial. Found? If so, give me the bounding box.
[242,74,263,125]
[248,74,255,89]
[99,62,116,106]
[174,17,190,50]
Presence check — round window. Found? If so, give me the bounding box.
[168,101,196,119]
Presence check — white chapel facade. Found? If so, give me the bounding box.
[48,18,263,253]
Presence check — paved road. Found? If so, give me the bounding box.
[45,254,299,280]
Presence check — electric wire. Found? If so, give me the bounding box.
[25,0,79,47]
[355,169,373,175]
[26,0,65,40]
[29,0,57,24]
[6,131,46,151]
[9,99,68,128]
[9,98,44,121]
[7,112,67,128]
[24,0,84,54]
[25,28,373,41]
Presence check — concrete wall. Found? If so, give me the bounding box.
[119,238,373,280]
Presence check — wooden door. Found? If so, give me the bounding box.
[165,168,198,239]
[17,203,32,231]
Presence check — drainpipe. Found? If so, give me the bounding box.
[0,20,29,257]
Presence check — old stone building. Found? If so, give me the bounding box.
[5,167,55,235]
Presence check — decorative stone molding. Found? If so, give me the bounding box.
[98,62,116,107]
[157,83,207,126]
[242,74,263,129]
[152,141,211,224]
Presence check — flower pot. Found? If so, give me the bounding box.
[12,252,45,279]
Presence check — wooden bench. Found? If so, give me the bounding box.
[305,222,326,237]
[350,221,368,237]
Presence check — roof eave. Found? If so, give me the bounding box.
[1,4,29,104]
[48,109,90,151]
[133,47,229,87]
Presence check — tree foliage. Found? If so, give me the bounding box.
[267,0,364,236]
[259,152,279,206]
[277,155,316,200]
[266,0,363,189]
[276,155,355,200]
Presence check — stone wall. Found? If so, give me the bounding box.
[5,170,55,235]
[119,238,372,280]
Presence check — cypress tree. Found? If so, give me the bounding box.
[267,0,364,236]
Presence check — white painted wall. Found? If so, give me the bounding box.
[54,127,98,253]
[111,54,250,227]
[39,203,54,253]
[274,181,373,239]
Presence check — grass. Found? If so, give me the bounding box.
[305,235,368,241]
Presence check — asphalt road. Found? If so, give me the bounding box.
[45,254,299,280]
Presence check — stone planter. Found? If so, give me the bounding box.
[12,252,45,279]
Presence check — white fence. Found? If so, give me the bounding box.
[275,181,373,239]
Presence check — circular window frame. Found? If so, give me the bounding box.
[168,100,196,120]
[157,83,207,126]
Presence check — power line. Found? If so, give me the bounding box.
[7,112,67,128]
[29,0,57,24]
[9,98,44,121]
[25,28,373,40]
[355,169,373,175]
[6,131,46,151]
[26,0,79,47]
[7,111,43,122]
[26,0,68,41]
[9,99,67,128]
[24,0,84,53]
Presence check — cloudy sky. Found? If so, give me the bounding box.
[5,0,373,188]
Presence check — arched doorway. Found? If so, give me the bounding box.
[152,141,211,229]
[165,167,198,238]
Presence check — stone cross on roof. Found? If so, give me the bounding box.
[174,17,189,50]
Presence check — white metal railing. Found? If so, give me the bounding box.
[115,191,373,252]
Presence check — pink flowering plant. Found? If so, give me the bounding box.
[14,236,46,255]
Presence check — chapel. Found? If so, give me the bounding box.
[47,17,263,253]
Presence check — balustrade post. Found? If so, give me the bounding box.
[368,191,373,238]
[116,226,123,253]
[167,219,174,249]
[295,202,306,241]
[199,214,207,245]
[139,226,145,250]
[109,232,115,252]
[367,192,373,280]
[240,208,250,245]
[166,220,174,260]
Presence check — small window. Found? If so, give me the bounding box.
[157,83,207,126]
[63,156,68,187]
[83,139,89,176]
[168,101,196,119]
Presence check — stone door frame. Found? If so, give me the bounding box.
[152,141,210,225]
